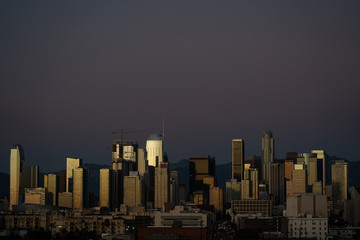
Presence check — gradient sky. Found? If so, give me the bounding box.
[1,1,360,173]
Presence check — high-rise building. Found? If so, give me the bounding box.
[245,155,262,180]
[137,148,148,176]
[66,158,82,192]
[10,144,25,210]
[261,131,274,187]
[284,160,294,181]
[312,150,326,194]
[58,170,66,193]
[124,172,144,207]
[170,171,180,206]
[24,165,39,188]
[155,162,169,209]
[99,168,112,209]
[226,179,241,204]
[288,164,307,198]
[210,187,224,214]
[332,160,348,203]
[270,163,285,204]
[308,157,318,186]
[146,133,164,167]
[44,174,58,206]
[232,139,244,181]
[241,180,251,200]
[72,167,89,209]
[189,155,215,197]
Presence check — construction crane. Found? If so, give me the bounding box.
[111,129,145,143]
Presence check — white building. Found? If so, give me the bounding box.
[288,216,328,240]
[146,133,164,167]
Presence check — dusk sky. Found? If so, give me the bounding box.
[1,1,360,173]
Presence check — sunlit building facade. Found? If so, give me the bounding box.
[146,133,164,167]
[99,168,112,209]
[155,162,169,209]
[72,167,89,209]
[10,145,25,210]
[66,157,82,192]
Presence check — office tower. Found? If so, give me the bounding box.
[111,159,130,209]
[288,164,307,197]
[123,145,138,162]
[210,187,224,214]
[112,139,138,161]
[250,168,259,200]
[25,188,48,205]
[226,179,241,204]
[284,160,294,181]
[312,150,326,194]
[24,165,39,188]
[72,167,89,209]
[137,148,148,175]
[146,133,164,167]
[99,168,112,209]
[170,171,180,206]
[155,162,169,209]
[332,160,348,202]
[232,139,244,181]
[270,163,285,204]
[241,180,251,200]
[308,157,318,186]
[179,184,187,204]
[9,144,25,210]
[261,131,274,186]
[245,155,262,180]
[124,171,144,207]
[58,170,66,193]
[44,174,58,206]
[145,166,155,207]
[66,157,82,192]
[313,181,322,194]
[189,155,216,197]
[58,192,73,208]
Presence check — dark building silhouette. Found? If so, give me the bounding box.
[232,139,244,181]
[189,155,215,203]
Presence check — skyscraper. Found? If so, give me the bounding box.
[137,148,148,176]
[146,133,164,167]
[24,165,39,188]
[189,155,215,197]
[232,139,244,181]
[332,160,348,202]
[66,157,82,192]
[99,168,112,209]
[261,131,274,187]
[9,144,25,210]
[44,174,58,206]
[124,172,144,207]
[155,162,169,209]
[72,167,89,209]
[312,150,326,194]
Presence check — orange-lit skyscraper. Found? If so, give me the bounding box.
[9,145,25,210]
[72,167,89,209]
[66,157,82,192]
